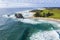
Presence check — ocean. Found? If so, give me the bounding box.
[0,8,60,40]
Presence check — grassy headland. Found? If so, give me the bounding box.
[30,8,60,19]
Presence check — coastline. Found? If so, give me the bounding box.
[28,17,60,22]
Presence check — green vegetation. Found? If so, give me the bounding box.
[31,8,60,19]
[48,9,60,19]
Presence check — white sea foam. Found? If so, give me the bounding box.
[17,19,39,24]
[2,14,16,19]
[15,10,34,18]
[2,10,34,18]
[2,15,9,18]
[2,14,60,27]
[1,10,60,40]
[2,10,60,28]
[30,30,60,40]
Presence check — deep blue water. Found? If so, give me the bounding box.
[0,8,60,40]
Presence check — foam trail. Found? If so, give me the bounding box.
[30,30,60,40]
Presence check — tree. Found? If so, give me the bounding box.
[34,12,41,17]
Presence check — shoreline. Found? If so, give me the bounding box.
[28,17,60,22]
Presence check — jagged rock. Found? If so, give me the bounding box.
[15,13,24,18]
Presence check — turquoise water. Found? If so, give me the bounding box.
[0,8,60,40]
[0,18,60,40]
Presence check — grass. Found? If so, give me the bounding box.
[32,9,60,19]
[46,9,60,19]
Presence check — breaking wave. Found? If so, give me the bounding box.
[1,10,60,40]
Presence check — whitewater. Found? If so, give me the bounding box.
[1,10,60,40]
[13,19,60,40]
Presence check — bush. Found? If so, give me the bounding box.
[34,12,42,17]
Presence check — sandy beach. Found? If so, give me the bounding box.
[28,17,60,22]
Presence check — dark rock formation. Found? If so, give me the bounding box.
[15,13,24,18]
